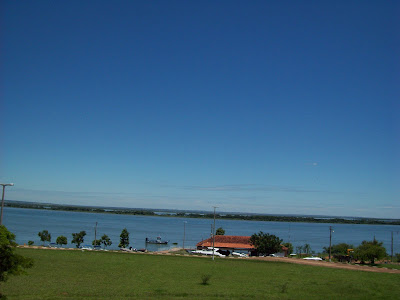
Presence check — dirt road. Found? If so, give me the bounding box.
[249,256,400,274]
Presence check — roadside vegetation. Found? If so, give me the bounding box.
[319,240,391,265]
[1,248,399,299]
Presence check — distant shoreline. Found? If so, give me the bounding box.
[5,200,400,226]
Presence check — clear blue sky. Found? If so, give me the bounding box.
[1,0,399,218]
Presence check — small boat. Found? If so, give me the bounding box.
[191,248,226,257]
[145,236,168,244]
[303,256,323,261]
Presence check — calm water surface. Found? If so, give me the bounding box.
[3,207,399,254]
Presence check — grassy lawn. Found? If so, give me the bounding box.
[2,248,399,299]
[376,263,400,270]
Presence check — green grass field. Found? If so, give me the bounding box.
[376,263,400,270]
[2,248,399,299]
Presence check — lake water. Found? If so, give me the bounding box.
[3,207,399,254]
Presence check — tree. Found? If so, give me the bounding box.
[303,243,312,255]
[38,230,51,245]
[118,228,129,248]
[354,239,387,264]
[28,241,34,246]
[323,243,353,256]
[0,225,33,299]
[101,234,112,249]
[249,231,283,256]
[56,235,68,247]
[92,239,101,246]
[71,231,86,248]
[283,242,293,255]
[215,227,225,235]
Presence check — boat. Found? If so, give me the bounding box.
[145,236,168,244]
[191,248,226,257]
[80,245,93,250]
[303,256,323,261]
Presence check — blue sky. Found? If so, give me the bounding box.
[1,0,399,218]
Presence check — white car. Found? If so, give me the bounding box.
[232,252,248,257]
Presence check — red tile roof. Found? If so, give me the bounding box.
[196,235,254,250]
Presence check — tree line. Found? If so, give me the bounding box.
[322,240,390,264]
[6,201,400,225]
[36,228,131,249]
[5,201,156,216]
[249,231,393,264]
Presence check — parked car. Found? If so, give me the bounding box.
[232,252,248,258]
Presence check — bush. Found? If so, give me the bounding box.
[281,282,289,293]
[0,225,33,299]
[323,243,354,256]
[200,274,212,285]
[354,239,386,264]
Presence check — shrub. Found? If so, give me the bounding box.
[0,225,33,299]
[281,282,289,293]
[354,239,386,264]
[200,274,212,285]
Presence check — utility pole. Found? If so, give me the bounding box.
[329,226,333,262]
[212,206,218,261]
[183,221,187,250]
[95,222,98,242]
[391,231,394,262]
[0,183,14,225]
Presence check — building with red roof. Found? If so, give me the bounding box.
[196,235,288,257]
